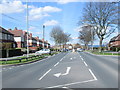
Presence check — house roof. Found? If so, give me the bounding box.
[110,34,120,42]
[0,26,13,35]
[115,34,120,41]
[34,37,43,42]
[8,29,24,37]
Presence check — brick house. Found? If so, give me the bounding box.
[42,39,50,48]
[0,26,16,49]
[109,34,120,51]
[8,27,27,48]
[35,36,43,47]
[28,33,38,51]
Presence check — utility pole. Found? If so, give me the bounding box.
[43,25,45,49]
[26,1,29,58]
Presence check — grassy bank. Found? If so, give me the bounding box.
[0,52,60,65]
[86,50,120,56]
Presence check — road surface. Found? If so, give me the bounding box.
[1,52,118,88]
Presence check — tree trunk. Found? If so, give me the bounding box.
[99,38,103,52]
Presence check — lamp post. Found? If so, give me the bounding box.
[43,25,45,49]
[26,1,29,58]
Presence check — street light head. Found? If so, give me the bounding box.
[43,25,45,28]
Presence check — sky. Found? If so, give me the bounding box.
[0,0,119,46]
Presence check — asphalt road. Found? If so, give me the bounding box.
[1,51,119,88]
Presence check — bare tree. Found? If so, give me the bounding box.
[78,25,95,49]
[80,2,118,52]
[50,26,71,48]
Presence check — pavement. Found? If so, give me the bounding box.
[1,51,119,88]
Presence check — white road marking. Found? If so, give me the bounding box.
[60,58,63,62]
[38,53,69,81]
[12,66,15,68]
[83,61,88,66]
[9,68,12,69]
[39,69,51,80]
[54,62,59,67]
[62,87,68,88]
[80,56,81,58]
[3,68,6,70]
[47,79,96,88]
[70,58,72,60]
[0,71,2,72]
[81,58,84,61]
[54,67,71,77]
[88,69,97,80]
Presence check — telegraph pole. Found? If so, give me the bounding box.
[43,25,45,49]
[26,0,29,57]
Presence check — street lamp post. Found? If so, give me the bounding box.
[43,25,45,49]
[26,1,29,58]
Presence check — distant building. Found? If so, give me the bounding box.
[109,34,120,51]
[8,27,27,48]
[35,36,43,47]
[0,26,16,49]
[8,27,51,51]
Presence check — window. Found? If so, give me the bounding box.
[10,35,14,40]
[2,33,5,40]
[8,35,11,40]
[5,34,7,40]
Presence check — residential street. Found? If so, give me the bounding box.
[2,52,118,88]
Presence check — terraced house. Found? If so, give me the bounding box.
[0,26,16,49]
[109,34,120,51]
[8,27,27,48]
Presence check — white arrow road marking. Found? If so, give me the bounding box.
[54,67,71,77]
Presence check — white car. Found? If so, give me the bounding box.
[35,49,51,54]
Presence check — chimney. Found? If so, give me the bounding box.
[36,36,39,40]
[30,33,32,37]
[14,27,18,30]
[42,38,44,41]
[8,29,12,31]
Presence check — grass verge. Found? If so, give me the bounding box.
[0,52,60,65]
[86,50,120,56]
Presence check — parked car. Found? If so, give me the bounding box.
[77,49,84,52]
[35,49,51,54]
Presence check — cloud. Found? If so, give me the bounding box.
[72,37,78,39]
[43,20,59,26]
[0,0,26,14]
[29,26,36,30]
[57,0,79,4]
[34,32,42,35]
[29,6,62,20]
